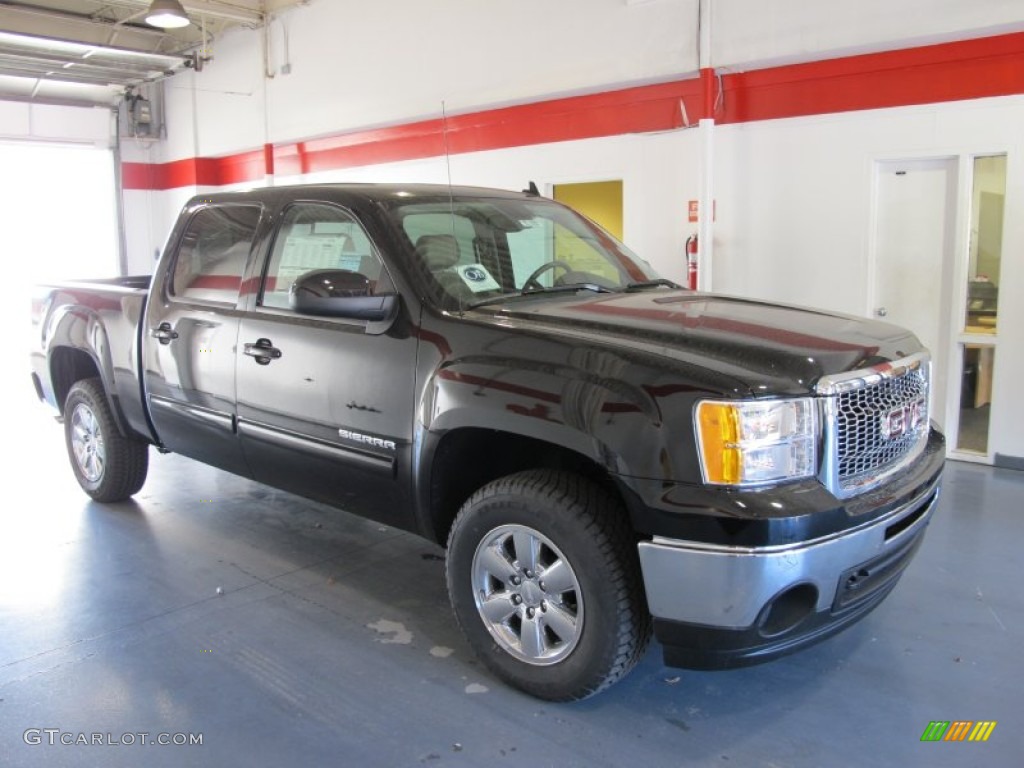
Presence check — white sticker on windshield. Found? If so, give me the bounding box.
[455,264,500,293]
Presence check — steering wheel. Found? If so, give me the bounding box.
[523,260,573,291]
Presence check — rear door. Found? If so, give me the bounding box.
[143,203,263,476]
[235,201,418,526]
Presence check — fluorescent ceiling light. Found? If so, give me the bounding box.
[146,0,191,29]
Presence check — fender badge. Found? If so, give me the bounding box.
[338,428,397,451]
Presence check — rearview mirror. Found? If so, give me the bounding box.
[290,269,398,332]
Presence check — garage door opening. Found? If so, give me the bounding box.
[1,141,119,285]
[2,141,119,401]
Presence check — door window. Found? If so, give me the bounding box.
[963,156,1005,335]
[170,205,262,304]
[953,155,1007,458]
[260,203,390,310]
[956,344,996,453]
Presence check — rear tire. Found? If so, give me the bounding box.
[446,469,651,701]
[64,378,149,502]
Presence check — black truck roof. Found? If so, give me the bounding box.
[188,183,538,208]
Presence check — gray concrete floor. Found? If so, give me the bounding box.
[2,399,1021,767]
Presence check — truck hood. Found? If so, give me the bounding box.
[468,290,922,396]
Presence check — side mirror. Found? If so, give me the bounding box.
[289,269,399,333]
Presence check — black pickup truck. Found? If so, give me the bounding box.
[30,184,944,701]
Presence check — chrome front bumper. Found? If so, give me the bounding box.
[638,476,939,632]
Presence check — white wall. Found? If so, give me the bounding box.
[261,0,697,145]
[114,0,1024,463]
[148,0,1024,165]
[169,40,265,160]
[714,97,1024,312]
[713,95,1024,462]
[712,0,1024,69]
[150,0,699,162]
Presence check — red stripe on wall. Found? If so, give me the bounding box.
[720,31,1024,123]
[124,79,701,190]
[214,148,266,186]
[273,118,448,177]
[122,157,215,189]
[121,31,1024,191]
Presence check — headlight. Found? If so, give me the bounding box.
[696,398,817,486]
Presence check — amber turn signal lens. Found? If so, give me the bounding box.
[697,402,741,484]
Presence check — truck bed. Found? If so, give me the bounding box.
[30,276,154,443]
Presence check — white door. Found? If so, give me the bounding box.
[871,157,957,430]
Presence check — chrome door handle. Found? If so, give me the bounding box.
[152,322,179,344]
[243,338,282,365]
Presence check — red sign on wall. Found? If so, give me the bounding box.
[687,200,716,222]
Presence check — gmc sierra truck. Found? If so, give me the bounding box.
[30,184,944,701]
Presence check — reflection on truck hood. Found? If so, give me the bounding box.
[469,290,922,396]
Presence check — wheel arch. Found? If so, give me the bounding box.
[47,308,129,436]
[419,425,630,547]
[50,345,101,408]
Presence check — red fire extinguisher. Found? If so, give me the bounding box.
[685,234,698,290]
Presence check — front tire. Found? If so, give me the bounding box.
[446,470,650,701]
[64,378,149,502]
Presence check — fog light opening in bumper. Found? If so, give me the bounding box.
[758,583,819,638]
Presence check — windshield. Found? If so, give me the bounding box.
[389,197,661,310]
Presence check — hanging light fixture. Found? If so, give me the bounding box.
[145,0,191,29]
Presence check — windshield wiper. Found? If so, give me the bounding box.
[467,283,612,310]
[625,278,682,291]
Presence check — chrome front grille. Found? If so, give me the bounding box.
[837,366,928,483]
[817,353,931,498]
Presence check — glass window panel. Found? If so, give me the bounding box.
[261,203,386,310]
[391,198,656,310]
[956,344,995,453]
[964,155,1006,334]
[171,205,262,304]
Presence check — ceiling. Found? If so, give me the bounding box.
[0,1,301,107]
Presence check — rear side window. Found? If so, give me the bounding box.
[170,205,262,304]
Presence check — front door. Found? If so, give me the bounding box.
[235,202,417,526]
[142,203,264,477]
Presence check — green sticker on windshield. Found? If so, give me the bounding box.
[456,264,500,293]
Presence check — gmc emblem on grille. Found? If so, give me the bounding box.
[880,399,926,440]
